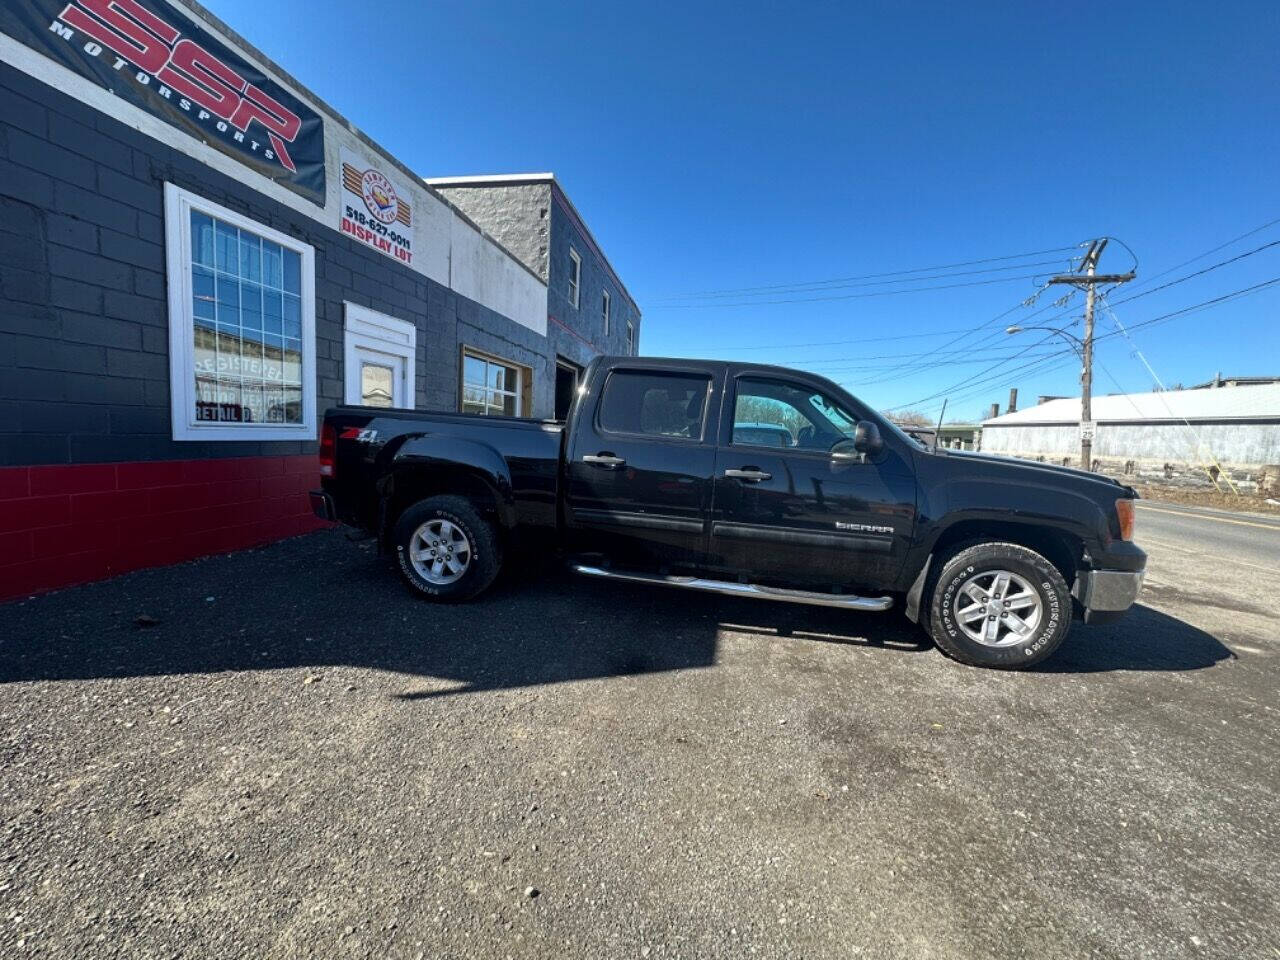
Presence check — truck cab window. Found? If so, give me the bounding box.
[599,371,710,439]
[732,378,859,452]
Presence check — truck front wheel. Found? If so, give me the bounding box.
[392,495,502,602]
[925,542,1072,669]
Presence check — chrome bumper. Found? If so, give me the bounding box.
[1073,568,1145,613]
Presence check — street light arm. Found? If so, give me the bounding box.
[1004,324,1085,358]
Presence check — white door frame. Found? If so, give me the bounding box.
[343,302,417,407]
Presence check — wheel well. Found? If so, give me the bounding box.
[382,468,504,547]
[929,520,1081,584]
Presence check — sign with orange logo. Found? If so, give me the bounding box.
[338,146,414,265]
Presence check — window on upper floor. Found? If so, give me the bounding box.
[568,247,581,308]
[602,289,611,336]
[164,183,316,441]
[627,321,635,356]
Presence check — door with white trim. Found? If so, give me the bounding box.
[344,303,416,409]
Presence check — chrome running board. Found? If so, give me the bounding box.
[571,565,893,612]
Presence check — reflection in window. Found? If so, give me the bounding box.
[732,378,860,452]
[461,351,523,416]
[191,209,303,425]
[361,363,394,407]
[599,370,710,439]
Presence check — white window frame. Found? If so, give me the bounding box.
[627,320,636,355]
[343,302,416,408]
[164,183,317,441]
[568,247,581,309]
[460,347,527,417]
[602,289,611,336]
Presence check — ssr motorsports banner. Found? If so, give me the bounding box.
[2,0,326,205]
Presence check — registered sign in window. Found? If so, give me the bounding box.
[165,184,316,441]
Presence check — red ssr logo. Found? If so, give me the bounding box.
[56,0,303,172]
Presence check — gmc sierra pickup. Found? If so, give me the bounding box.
[312,356,1146,669]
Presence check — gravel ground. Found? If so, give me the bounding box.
[1,528,1277,959]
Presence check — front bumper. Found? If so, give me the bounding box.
[1072,566,1146,624]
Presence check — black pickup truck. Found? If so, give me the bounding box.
[313,356,1145,669]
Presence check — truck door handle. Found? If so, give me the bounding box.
[583,453,626,469]
[724,468,772,482]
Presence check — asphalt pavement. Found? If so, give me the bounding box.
[1,518,1277,960]
[1134,499,1280,572]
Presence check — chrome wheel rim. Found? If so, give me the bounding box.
[409,519,472,585]
[953,569,1043,647]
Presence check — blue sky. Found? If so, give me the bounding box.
[213,0,1280,421]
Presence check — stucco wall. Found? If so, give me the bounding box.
[434,183,551,283]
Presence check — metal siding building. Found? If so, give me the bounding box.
[980,383,1280,470]
[0,0,637,600]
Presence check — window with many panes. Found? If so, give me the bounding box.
[461,349,526,417]
[164,184,315,440]
[568,247,581,308]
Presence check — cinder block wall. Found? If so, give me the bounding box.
[0,61,549,599]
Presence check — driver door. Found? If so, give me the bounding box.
[708,375,916,590]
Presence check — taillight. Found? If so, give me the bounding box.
[1115,498,1135,540]
[318,422,337,477]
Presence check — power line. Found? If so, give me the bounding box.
[656,271,1060,308]
[655,258,1074,302]
[885,274,1280,410]
[650,244,1084,301]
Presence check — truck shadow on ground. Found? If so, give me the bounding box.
[0,531,1234,691]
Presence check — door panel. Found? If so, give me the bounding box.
[709,376,916,589]
[564,367,720,569]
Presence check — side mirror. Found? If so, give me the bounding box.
[853,420,883,455]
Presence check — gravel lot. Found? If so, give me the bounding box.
[2,526,1277,959]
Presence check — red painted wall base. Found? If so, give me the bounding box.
[0,455,330,603]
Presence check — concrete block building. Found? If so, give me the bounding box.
[0,0,638,601]
[429,174,642,419]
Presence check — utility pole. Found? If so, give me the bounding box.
[1048,239,1134,470]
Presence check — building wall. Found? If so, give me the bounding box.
[547,191,641,372]
[980,422,1280,467]
[436,182,551,283]
[0,49,549,598]
[433,180,644,376]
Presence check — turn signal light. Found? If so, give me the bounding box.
[318,422,337,477]
[1115,498,1135,540]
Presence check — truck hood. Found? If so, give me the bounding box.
[929,447,1136,496]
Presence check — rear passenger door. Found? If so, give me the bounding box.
[564,366,721,570]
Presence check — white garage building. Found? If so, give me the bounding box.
[979,382,1280,480]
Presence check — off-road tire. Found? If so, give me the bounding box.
[925,541,1072,669]
[392,495,501,602]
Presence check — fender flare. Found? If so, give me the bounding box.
[387,434,518,529]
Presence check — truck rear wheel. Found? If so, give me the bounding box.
[393,495,501,602]
[925,542,1072,669]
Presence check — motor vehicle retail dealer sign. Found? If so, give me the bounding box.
[339,147,414,265]
[1,0,326,206]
